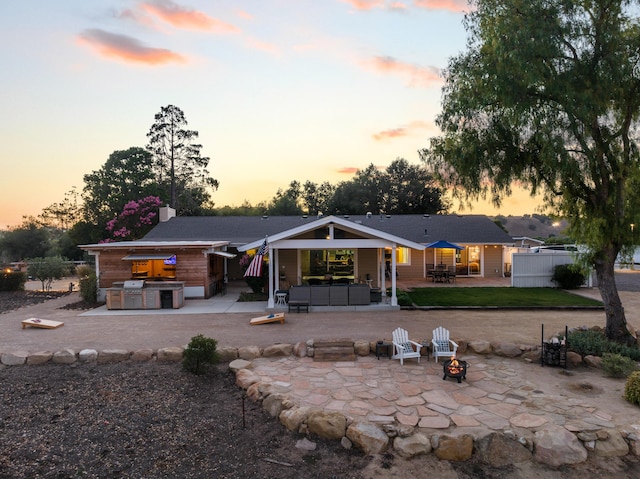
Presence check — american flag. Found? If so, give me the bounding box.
[244,238,268,277]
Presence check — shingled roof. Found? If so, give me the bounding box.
[143,214,514,247]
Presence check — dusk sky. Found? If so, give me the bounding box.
[1,0,539,229]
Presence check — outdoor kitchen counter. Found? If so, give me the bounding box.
[106,281,185,310]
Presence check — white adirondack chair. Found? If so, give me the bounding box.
[392,327,422,365]
[431,326,458,363]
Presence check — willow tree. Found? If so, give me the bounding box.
[420,0,640,344]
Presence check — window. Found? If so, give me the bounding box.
[385,247,410,265]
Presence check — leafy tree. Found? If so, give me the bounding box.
[82,147,159,238]
[301,181,335,216]
[329,164,385,215]
[40,187,82,231]
[0,217,49,262]
[383,158,450,214]
[27,256,69,292]
[420,0,640,344]
[214,201,267,216]
[103,196,163,242]
[326,161,448,215]
[266,181,304,216]
[146,105,219,214]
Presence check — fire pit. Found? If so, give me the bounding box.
[442,357,469,383]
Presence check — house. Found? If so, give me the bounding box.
[80,210,515,308]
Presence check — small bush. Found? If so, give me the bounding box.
[624,371,640,406]
[182,334,220,375]
[79,270,98,303]
[601,353,638,378]
[552,264,586,289]
[568,329,608,359]
[0,271,27,291]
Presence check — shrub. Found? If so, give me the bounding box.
[79,269,98,303]
[569,329,640,361]
[551,264,586,289]
[182,334,220,375]
[624,371,640,406]
[0,270,26,291]
[567,329,608,359]
[601,353,638,378]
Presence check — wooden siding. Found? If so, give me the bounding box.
[96,248,212,298]
[483,246,504,277]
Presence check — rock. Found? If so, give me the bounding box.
[354,340,370,356]
[492,342,522,357]
[534,424,588,467]
[295,437,316,451]
[594,429,629,457]
[217,346,238,362]
[235,369,260,389]
[341,436,353,450]
[279,406,310,432]
[476,432,532,466]
[307,410,347,441]
[79,349,98,363]
[455,339,468,354]
[157,347,183,362]
[434,434,474,461]
[292,342,307,358]
[584,355,602,368]
[566,351,582,367]
[467,340,492,355]
[262,343,293,357]
[1,351,28,366]
[522,349,542,363]
[238,345,262,360]
[52,349,76,364]
[131,349,154,361]
[346,422,389,455]
[27,351,53,365]
[262,393,287,418]
[393,433,432,458]
[229,359,252,372]
[98,349,130,363]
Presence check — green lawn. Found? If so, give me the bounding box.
[406,287,603,307]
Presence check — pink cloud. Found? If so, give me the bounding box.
[341,0,386,10]
[413,0,468,13]
[140,0,239,33]
[338,167,360,174]
[373,120,431,141]
[367,56,441,87]
[77,29,185,65]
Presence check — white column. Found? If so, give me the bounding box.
[267,246,275,308]
[391,244,397,306]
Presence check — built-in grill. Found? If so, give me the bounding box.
[122,280,145,309]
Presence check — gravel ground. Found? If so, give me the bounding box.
[2,288,640,478]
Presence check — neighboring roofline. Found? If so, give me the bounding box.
[238,215,427,252]
[512,236,545,245]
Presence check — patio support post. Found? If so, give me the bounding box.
[390,244,397,306]
[267,245,275,308]
[379,248,386,297]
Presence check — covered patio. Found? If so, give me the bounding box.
[238,215,426,308]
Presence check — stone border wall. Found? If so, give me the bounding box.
[1,337,638,468]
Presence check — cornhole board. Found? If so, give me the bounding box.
[250,313,285,325]
[21,318,64,329]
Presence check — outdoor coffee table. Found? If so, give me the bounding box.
[21,318,64,329]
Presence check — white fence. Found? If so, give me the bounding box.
[511,251,593,288]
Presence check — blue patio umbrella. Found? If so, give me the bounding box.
[425,240,464,265]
